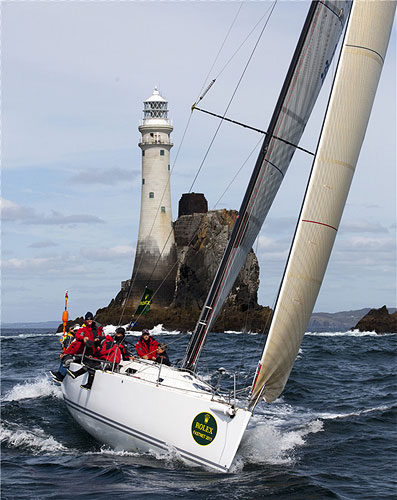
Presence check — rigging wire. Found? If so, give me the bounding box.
[214,136,263,209]
[193,1,244,106]
[213,2,278,82]
[193,106,315,156]
[188,0,278,193]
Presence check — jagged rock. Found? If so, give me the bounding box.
[95,209,268,332]
[173,210,259,310]
[352,305,397,334]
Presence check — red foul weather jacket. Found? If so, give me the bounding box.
[75,323,104,343]
[62,339,85,356]
[136,337,159,360]
[62,323,103,357]
[98,335,126,364]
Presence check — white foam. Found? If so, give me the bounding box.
[305,330,385,337]
[2,376,62,402]
[0,332,58,339]
[224,330,260,335]
[86,445,141,457]
[315,405,390,421]
[0,423,67,454]
[235,417,323,470]
[105,324,186,337]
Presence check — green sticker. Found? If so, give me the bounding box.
[191,412,217,446]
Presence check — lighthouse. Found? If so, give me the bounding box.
[130,88,177,309]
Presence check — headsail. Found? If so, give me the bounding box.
[249,0,396,406]
[182,0,351,371]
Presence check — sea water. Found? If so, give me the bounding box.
[1,327,396,499]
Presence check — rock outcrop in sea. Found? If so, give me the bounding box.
[95,206,272,333]
[352,305,397,334]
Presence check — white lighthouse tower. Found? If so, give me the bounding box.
[130,88,177,308]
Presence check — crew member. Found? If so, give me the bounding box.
[156,344,171,366]
[136,329,159,361]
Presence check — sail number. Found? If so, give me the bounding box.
[191,412,218,446]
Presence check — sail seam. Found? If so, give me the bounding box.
[345,44,385,63]
[317,157,355,171]
[319,1,345,25]
[301,219,337,231]
[267,160,284,178]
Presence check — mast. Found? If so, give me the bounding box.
[249,0,396,407]
[182,0,351,372]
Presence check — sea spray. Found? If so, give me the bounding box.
[2,376,62,402]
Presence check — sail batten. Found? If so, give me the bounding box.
[182,1,351,371]
[250,0,396,407]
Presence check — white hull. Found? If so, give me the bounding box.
[62,359,251,472]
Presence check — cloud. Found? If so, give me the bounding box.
[1,198,105,225]
[257,236,279,251]
[70,167,138,185]
[341,220,389,234]
[2,254,94,277]
[29,239,57,248]
[341,236,396,252]
[80,245,135,261]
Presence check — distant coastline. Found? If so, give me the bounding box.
[1,320,61,329]
[3,308,396,331]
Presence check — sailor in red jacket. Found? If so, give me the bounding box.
[136,329,159,360]
[99,328,131,364]
[75,312,104,343]
[61,312,104,357]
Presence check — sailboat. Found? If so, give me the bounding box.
[60,1,395,472]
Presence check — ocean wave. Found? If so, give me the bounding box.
[315,405,392,421]
[2,376,62,402]
[0,422,68,454]
[0,332,59,339]
[105,324,190,337]
[86,445,141,458]
[305,330,383,337]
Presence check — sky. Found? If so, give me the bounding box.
[2,1,396,323]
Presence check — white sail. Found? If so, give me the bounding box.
[183,0,351,371]
[250,0,396,406]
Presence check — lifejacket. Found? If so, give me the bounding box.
[60,332,74,352]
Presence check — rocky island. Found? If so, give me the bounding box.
[352,305,397,334]
[59,193,394,335]
[94,202,272,333]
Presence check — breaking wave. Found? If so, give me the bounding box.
[1,422,68,454]
[2,377,62,402]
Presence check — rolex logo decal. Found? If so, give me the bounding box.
[191,412,218,446]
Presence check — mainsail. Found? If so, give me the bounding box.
[183,0,351,371]
[250,0,396,406]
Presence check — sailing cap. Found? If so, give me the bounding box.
[142,329,150,336]
[115,327,126,335]
[85,312,94,320]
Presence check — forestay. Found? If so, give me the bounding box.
[183,0,351,371]
[250,0,396,406]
